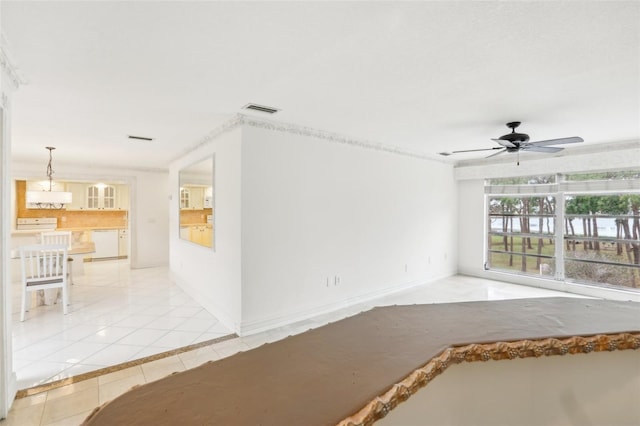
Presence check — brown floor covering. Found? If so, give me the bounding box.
[82,298,640,426]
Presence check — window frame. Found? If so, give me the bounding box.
[485,171,640,291]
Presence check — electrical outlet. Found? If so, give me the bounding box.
[405,264,408,272]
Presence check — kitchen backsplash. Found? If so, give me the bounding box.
[180,208,213,225]
[16,180,128,229]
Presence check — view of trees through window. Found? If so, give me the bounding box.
[486,171,640,291]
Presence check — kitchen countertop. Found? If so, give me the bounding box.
[61,227,127,231]
[12,226,127,235]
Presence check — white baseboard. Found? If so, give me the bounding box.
[130,260,168,269]
[239,273,455,336]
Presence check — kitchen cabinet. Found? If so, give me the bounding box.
[180,187,203,209]
[190,187,204,209]
[92,230,119,259]
[118,229,128,257]
[188,225,212,247]
[64,183,129,210]
[116,185,129,210]
[66,183,88,210]
[87,184,116,210]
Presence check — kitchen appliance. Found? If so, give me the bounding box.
[16,217,57,231]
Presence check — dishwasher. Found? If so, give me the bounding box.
[91,230,119,259]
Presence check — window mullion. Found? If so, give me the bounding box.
[554,173,565,280]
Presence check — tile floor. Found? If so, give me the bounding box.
[6,271,587,426]
[12,259,234,390]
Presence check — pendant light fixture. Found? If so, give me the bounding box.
[26,147,73,209]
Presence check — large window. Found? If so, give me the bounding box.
[486,171,640,291]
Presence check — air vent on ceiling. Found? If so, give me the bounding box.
[242,103,280,114]
[128,135,154,141]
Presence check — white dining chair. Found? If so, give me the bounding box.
[19,244,69,322]
[41,231,74,284]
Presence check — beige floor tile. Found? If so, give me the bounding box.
[214,340,250,359]
[97,365,143,386]
[178,345,215,361]
[179,347,222,369]
[40,385,99,425]
[240,332,273,349]
[141,356,185,383]
[11,392,47,411]
[99,373,146,405]
[140,354,182,370]
[4,403,45,426]
[46,377,98,402]
[41,409,94,426]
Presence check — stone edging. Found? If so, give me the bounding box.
[337,332,640,426]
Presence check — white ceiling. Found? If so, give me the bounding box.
[3,1,639,170]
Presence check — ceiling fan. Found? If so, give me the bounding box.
[439,122,583,165]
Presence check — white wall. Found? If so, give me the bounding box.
[1,67,18,417]
[379,350,640,426]
[169,127,242,332]
[239,125,457,334]
[11,162,170,269]
[456,142,640,301]
[130,170,170,268]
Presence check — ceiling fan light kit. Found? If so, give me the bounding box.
[440,121,583,165]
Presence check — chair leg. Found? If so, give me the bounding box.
[21,288,27,322]
[62,284,69,315]
[68,258,74,285]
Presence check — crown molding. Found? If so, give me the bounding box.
[178,113,440,164]
[240,114,435,161]
[0,34,25,90]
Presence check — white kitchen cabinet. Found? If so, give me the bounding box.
[65,183,128,211]
[179,188,190,209]
[116,185,129,210]
[189,187,204,209]
[87,185,116,210]
[118,229,128,257]
[92,230,119,259]
[66,183,88,210]
[180,186,205,209]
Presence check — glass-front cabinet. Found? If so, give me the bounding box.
[87,184,115,209]
[35,181,128,211]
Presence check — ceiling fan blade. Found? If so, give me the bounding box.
[522,145,564,153]
[528,136,583,147]
[491,138,517,148]
[486,148,507,158]
[439,147,503,156]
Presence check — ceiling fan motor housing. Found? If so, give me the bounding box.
[499,121,529,149]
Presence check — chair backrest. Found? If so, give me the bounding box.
[41,231,72,250]
[19,244,68,285]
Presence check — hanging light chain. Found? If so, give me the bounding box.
[46,146,55,191]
